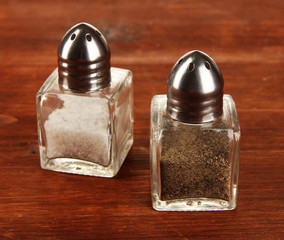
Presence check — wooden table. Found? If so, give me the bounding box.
[0,0,283,239]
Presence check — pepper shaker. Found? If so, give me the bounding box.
[36,23,133,177]
[150,50,240,211]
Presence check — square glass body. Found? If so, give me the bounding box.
[37,67,133,177]
[150,94,240,211]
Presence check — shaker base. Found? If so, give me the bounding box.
[152,186,237,211]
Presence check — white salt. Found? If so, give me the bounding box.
[44,94,110,167]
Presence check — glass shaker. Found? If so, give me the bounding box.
[37,23,133,177]
[150,50,240,211]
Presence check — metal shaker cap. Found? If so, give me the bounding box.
[58,22,110,93]
[167,50,224,124]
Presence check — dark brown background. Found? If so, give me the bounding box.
[0,0,283,239]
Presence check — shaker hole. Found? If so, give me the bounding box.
[70,34,76,40]
[86,34,92,41]
[95,30,102,36]
[177,58,183,65]
[188,62,195,71]
[205,61,211,70]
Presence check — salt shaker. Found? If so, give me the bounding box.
[150,50,240,211]
[36,23,133,177]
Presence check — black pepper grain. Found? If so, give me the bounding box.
[160,117,232,201]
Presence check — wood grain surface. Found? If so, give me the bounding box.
[0,0,283,239]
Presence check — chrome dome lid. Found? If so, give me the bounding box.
[58,22,111,93]
[167,50,224,124]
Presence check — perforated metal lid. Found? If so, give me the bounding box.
[167,50,224,124]
[58,22,111,93]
